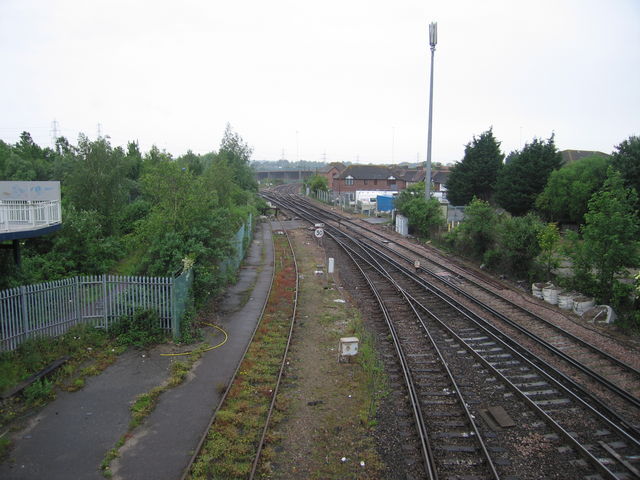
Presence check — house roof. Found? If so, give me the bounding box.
[432,170,450,184]
[338,165,397,180]
[395,168,426,182]
[560,149,610,165]
[318,162,346,174]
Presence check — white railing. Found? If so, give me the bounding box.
[0,200,62,232]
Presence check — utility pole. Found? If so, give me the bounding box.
[425,22,437,200]
[97,123,102,138]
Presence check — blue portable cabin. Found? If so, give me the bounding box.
[376,195,395,212]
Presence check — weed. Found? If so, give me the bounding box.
[80,365,101,377]
[109,309,167,348]
[178,308,203,345]
[215,382,227,394]
[168,361,190,387]
[67,378,85,392]
[350,311,388,427]
[0,435,11,461]
[187,233,296,477]
[24,378,54,404]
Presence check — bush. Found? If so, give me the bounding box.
[482,249,502,271]
[494,213,544,278]
[109,309,166,348]
[24,378,54,404]
[452,198,498,259]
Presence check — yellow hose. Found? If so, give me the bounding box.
[159,322,228,357]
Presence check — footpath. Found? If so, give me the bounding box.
[0,221,275,480]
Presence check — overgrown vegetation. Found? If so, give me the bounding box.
[349,315,388,427]
[0,308,176,449]
[395,182,445,239]
[0,124,258,312]
[187,234,295,479]
[0,324,111,398]
[436,131,639,331]
[564,169,639,308]
[100,344,207,477]
[303,174,328,195]
[109,309,167,348]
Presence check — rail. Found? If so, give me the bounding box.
[266,190,640,478]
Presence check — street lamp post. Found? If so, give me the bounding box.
[425,22,437,199]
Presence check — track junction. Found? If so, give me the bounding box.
[263,187,640,480]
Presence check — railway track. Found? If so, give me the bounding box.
[265,190,640,479]
[181,220,299,480]
[268,191,640,429]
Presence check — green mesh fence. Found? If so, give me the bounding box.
[171,215,252,337]
[220,214,253,276]
[171,268,193,337]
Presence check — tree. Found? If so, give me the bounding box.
[446,128,504,205]
[611,135,640,198]
[495,136,562,216]
[65,135,130,235]
[451,197,498,259]
[491,213,544,277]
[177,150,204,176]
[2,152,37,180]
[218,123,257,192]
[537,222,561,280]
[305,174,328,193]
[396,182,445,239]
[535,154,609,224]
[144,145,172,165]
[574,168,640,305]
[13,131,53,180]
[0,140,10,175]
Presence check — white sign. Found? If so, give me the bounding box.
[0,181,61,201]
[314,228,324,238]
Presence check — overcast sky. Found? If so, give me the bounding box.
[1,0,638,165]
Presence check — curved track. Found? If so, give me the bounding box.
[265,189,640,479]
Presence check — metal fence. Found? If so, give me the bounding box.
[0,273,188,352]
[171,268,193,337]
[0,200,62,232]
[220,214,253,276]
[0,215,252,352]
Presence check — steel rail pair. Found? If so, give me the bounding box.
[266,191,640,479]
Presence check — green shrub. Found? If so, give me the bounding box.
[494,213,544,278]
[109,309,166,348]
[24,378,54,404]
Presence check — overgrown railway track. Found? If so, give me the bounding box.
[182,220,298,480]
[265,189,640,479]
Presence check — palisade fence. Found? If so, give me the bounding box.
[0,216,252,352]
[0,270,192,352]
